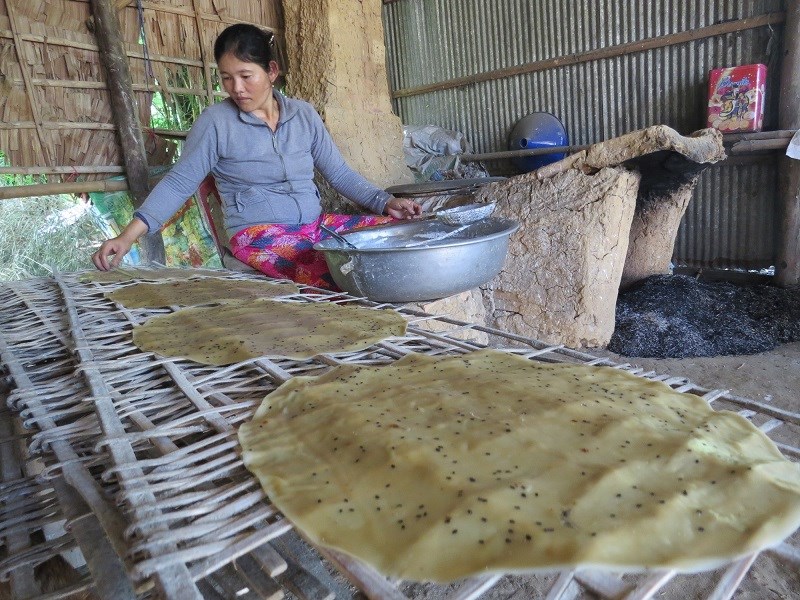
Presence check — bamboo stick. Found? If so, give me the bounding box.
[0,123,187,138]
[729,138,791,154]
[147,128,189,139]
[0,122,116,130]
[461,145,589,162]
[0,166,124,175]
[392,12,787,99]
[5,3,53,168]
[0,29,206,68]
[23,77,210,96]
[723,129,797,142]
[462,131,796,163]
[67,1,284,33]
[776,0,800,286]
[712,155,777,167]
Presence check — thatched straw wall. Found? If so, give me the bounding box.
[0,0,283,182]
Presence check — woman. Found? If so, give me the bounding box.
[92,23,421,288]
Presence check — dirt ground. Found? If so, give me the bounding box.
[595,341,800,415]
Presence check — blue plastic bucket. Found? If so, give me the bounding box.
[508,112,569,173]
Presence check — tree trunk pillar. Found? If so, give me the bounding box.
[89,0,165,264]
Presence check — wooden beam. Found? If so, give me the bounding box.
[89,0,164,263]
[776,0,800,286]
[392,12,787,99]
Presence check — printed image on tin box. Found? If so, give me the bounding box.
[707,63,766,133]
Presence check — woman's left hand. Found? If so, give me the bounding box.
[384,197,423,219]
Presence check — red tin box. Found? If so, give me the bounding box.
[707,63,766,133]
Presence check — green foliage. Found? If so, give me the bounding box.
[150,66,217,133]
[0,151,45,186]
[0,195,107,281]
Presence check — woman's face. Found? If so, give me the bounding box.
[218,52,278,114]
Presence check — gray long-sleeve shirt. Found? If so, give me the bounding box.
[136,93,391,240]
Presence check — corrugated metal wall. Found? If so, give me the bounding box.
[382,0,786,270]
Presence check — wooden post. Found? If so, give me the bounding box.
[89,0,165,264]
[776,0,800,286]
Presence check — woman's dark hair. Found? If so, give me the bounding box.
[213,24,275,71]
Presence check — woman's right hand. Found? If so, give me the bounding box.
[91,217,149,271]
[92,236,134,271]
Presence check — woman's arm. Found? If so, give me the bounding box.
[134,110,222,231]
[306,107,420,217]
[91,217,149,271]
[90,106,223,271]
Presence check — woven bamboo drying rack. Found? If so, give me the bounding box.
[1,268,798,600]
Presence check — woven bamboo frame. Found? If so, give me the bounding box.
[0,268,798,599]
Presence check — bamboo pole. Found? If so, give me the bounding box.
[0,175,165,200]
[0,29,207,67]
[90,0,165,263]
[0,166,124,175]
[66,0,284,32]
[460,145,589,162]
[0,124,187,137]
[776,0,800,286]
[729,139,791,154]
[24,77,213,96]
[148,128,189,139]
[392,12,786,99]
[723,129,797,142]
[0,122,116,130]
[460,131,796,163]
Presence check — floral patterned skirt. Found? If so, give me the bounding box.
[229,214,392,290]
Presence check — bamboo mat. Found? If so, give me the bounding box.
[0,268,798,600]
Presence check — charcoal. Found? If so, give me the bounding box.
[608,275,800,358]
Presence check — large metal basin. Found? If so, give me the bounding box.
[313,217,519,302]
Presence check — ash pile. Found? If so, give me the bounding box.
[609,274,800,358]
